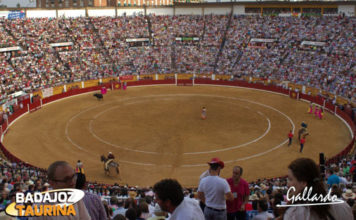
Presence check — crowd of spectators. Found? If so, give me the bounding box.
[0,152,355,219]
[0,24,16,48]
[0,15,354,103]
[0,13,354,220]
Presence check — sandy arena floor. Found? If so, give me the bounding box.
[3,85,351,187]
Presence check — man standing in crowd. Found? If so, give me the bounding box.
[153,179,204,220]
[198,158,234,220]
[75,172,107,220]
[327,168,340,188]
[30,161,91,220]
[226,166,249,220]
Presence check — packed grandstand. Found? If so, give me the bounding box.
[0,15,354,101]
[0,9,355,220]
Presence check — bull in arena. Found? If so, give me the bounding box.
[93,93,103,101]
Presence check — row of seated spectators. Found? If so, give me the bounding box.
[0,15,354,103]
[0,152,355,219]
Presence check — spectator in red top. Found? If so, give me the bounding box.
[288,130,293,146]
[226,166,250,220]
[300,137,306,153]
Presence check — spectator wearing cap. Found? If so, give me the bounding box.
[128,188,137,199]
[198,158,234,220]
[226,166,250,220]
[200,157,225,180]
[342,189,356,202]
[76,172,107,220]
[153,179,204,220]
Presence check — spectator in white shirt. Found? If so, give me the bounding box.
[153,179,204,220]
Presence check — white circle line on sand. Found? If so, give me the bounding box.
[89,100,161,155]
[65,93,295,167]
[180,139,289,167]
[65,96,149,152]
[87,97,271,155]
[181,95,296,166]
[185,117,271,154]
[119,159,172,167]
[183,100,271,155]
[65,105,98,152]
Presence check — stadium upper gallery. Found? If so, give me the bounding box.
[0,0,355,219]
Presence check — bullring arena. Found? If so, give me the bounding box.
[2,79,352,187]
[0,1,356,219]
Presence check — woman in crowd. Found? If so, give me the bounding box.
[280,158,353,220]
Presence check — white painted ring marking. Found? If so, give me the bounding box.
[64,93,295,167]
[88,100,161,155]
[86,96,271,155]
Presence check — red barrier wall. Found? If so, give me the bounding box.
[196,79,355,166]
[195,79,290,95]
[127,79,175,86]
[0,79,354,171]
